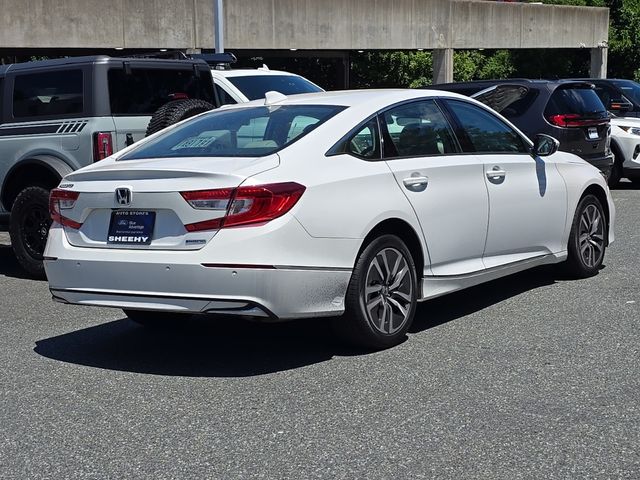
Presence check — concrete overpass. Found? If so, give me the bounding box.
[0,0,610,83]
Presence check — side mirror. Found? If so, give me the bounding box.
[532,134,559,157]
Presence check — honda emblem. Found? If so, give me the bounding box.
[116,188,132,206]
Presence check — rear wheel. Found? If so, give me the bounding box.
[124,309,192,327]
[145,99,214,137]
[335,235,418,350]
[565,194,607,278]
[9,186,51,279]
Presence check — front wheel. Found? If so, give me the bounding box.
[334,234,418,350]
[564,194,607,278]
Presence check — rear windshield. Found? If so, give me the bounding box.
[121,104,345,159]
[108,67,214,115]
[544,88,606,117]
[228,75,321,100]
[611,80,640,105]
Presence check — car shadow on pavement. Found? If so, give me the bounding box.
[409,265,558,334]
[0,242,36,280]
[33,265,561,378]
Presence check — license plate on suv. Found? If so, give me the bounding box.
[588,127,599,140]
[107,210,155,245]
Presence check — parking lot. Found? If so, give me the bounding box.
[0,185,638,479]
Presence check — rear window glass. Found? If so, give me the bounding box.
[108,68,214,115]
[228,75,321,100]
[121,105,345,159]
[13,70,83,118]
[544,88,606,117]
[611,80,640,105]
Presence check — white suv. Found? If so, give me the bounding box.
[211,66,323,105]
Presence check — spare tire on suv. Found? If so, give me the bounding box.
[145,99,214,137]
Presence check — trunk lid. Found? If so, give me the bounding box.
[59,154,279,250]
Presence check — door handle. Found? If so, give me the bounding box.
[403,175,429,190]
[486,166,506,182]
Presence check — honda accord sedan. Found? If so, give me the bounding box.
[44,89,615,349]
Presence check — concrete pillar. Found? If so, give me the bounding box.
[433,48,454,85]
[590,47,608,79]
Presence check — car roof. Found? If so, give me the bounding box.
[0,55,208,76]
[212,68,307,78]
[431,78,595,90]
[231,88,469,108]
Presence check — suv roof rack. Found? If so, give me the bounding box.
[119,51,237,70]
[119,51,190,60]
[190,53,237,70]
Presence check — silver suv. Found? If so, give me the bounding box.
[0,55,216,277]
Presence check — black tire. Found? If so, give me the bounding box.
[608,150,623,188]
[9,186,51,279]
[564,194,607,278]
[334,234,418,350]
[123,309,191,327]
[145,99,214,137]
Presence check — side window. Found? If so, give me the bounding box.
[445,100,528,154]
[108,67,214,115]
[347,118,380,159]
[382,100,457,158]
[13,70,83,118]
[214,83,237,106]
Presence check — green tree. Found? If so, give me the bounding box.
[350,51,432,88]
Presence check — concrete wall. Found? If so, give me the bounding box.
[0,0,608,50]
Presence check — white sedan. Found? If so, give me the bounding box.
[45,90,615,349]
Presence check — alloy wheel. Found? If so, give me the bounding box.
[578,204,604,268]
[21,205,50,260]
[363,247,413,335]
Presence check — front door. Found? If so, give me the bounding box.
[443,99,567,269]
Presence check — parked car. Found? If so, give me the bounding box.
[144,52,324,136]
[429,79,614,178]
[567,78,640,186]
[0,55,217,277]
[578,78,640,118]
[45,89,614,349]
[608,116,640,186]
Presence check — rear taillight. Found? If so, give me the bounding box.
[93,132,113,161]
[547,114,609,128]
[180,182,305,232]
[49,189,82,229]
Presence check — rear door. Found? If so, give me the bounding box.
[107,63,216,151]
[443,99,567,268]
[382,99,489,276]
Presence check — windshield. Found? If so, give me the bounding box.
[121,105,345,159]
[611,80,640,105]
[228,75,322,100]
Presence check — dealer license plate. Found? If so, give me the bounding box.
[107,210,155,245]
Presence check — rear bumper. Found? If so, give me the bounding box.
[46,258,351,319]
[44,222,354,319]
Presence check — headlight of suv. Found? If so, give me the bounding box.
[618,126,640,136]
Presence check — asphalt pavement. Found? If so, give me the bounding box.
[1,186,639,479]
